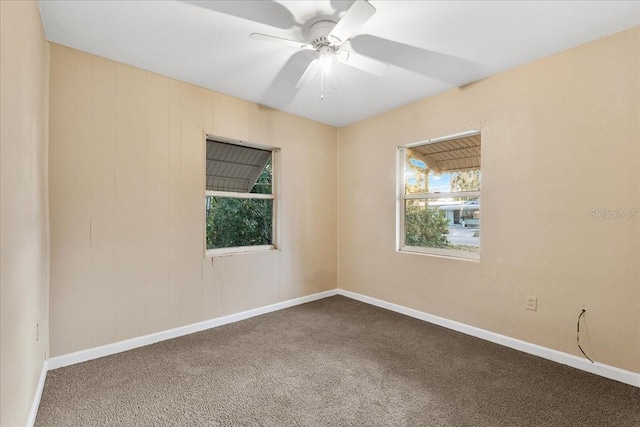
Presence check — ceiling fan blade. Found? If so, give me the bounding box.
[295,59,320,89]
[327,0,376,45]
[250,33,313,50]
[349,35,483,86]
[337,50,389,76]
[183,1,297,30]
[259,50,318,108]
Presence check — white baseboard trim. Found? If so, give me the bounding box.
[337,289,640,388]
[48,289,338,370]
[27,359,48,427]
[45,287,639,388]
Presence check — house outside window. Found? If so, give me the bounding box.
[398,131,481,260]
[205,137,278,255]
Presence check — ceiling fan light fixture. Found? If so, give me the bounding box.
[319,54,333,72]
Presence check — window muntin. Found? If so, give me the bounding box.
[205,138,277,255]
[399,131,481,260]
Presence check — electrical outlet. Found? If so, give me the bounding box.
[36,323,39,341]
[526,295,537,311]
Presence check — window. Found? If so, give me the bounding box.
[398,131,481,260]
[205,137,278,255]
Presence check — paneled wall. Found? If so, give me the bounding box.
[0,1,50,425]
[49,44,337,357]
[339,27,640,374]
[48,29,639,376]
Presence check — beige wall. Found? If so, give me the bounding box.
[0,1,50,425]
[47,24,639,376]
[48,44,338,357]
[338,27,640,373]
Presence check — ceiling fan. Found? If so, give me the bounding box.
[250,0,390,92]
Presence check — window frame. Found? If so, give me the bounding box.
[204,135,279,257]
[396,130,481,261]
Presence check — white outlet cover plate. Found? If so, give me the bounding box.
[526,296,537,311]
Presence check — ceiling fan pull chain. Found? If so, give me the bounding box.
[321,69,325,101]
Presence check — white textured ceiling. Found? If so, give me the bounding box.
[38,1,640,127]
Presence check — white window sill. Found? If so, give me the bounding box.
[399,246,480,262]
[206,245,277,257]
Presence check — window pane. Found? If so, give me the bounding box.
[250,158,272,194]
[423,169,481,193]
[406,168,481,195]
[405,133,481,195]
[406,149,480,195]
[206,196,273,249]
[404,197,480,254]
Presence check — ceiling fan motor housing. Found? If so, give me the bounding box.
[309,20,338,51]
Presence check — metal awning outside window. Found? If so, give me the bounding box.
[410,133,480,173]
[206,139,271,193]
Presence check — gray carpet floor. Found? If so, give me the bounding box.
[36,296,639,426]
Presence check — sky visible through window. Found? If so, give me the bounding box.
[407,158,453,193]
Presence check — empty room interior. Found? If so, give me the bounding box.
[1,0,639,426]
